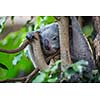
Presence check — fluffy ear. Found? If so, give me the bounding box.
[53,23,59,29]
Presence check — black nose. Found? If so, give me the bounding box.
[44,39,50,50]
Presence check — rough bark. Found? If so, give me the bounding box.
[92,16,100,34]
[92,16,100,68]
[29,32,48,71]
[55,16,72,71]
[94,34,100,68]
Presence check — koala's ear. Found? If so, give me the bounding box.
[51,23,59,28]
[52,23,59,33]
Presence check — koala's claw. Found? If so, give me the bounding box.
[26,32,34,41]
[26,31,40,41]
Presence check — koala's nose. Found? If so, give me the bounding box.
[44,39,50,50]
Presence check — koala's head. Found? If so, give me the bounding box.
[40,23,60,56]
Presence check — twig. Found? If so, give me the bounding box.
[0,68,39,83]
[0,39,29,54]
[24,68,39,83]
[46,50,60,63]
[0,77,26,83]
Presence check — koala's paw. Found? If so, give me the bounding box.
[26,31,40,41]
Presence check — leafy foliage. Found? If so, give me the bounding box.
[0,16,56,80]
[0,23,33,80]
[63,60,88,82]
[82,24,93,38]
[32,59,100,83]
[32,60,61,83]
[34,16,55,30]
[0,63,8,70]
[0,16,100,83]
[0,16,7,33]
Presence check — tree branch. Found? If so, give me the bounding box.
[0,39,29,54]
[92,16,100,34]
[24,68,39,83]
[0,16,34,40]
[55,16,72,71]
[46,50,60,63]
[29,32,48,71]
[92,16,100,68]
[0,68,39,83]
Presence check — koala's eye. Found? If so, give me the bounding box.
[52,37,57,40]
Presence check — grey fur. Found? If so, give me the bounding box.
[26,19,95,71]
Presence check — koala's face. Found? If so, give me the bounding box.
[40,23,60,56]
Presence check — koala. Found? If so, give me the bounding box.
[70,16,95,72]
[26,23,60,67]
[26,18,95,72]
[39,23,60,56]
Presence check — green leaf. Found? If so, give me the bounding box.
[55,60,62,66]
[0,27,33,80]
[47,77,58,83]
[44,68,51,73]
[73,65,83,73]
[0,16,7,33]
[50,60,61,72]
[76,60,88,66]
[98,76,100,81]
[37,16,41,26]
[41,16,55,25]
[71,60,88,73]
[0,63,8,70]
[92,70,98,75]
[34,16,55,31]
[34,16,42,30]
[64,60,89,80]
[12,54,23,65]
[32,72,46,83]
[82,24,93,37]
[65,68,76,79]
